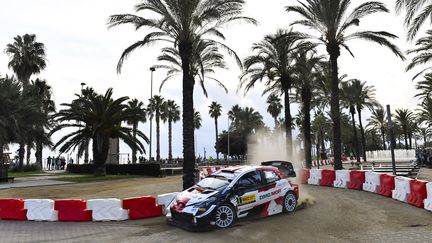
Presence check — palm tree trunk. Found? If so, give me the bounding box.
[381,128,386,150]
[132,123,137,164]
[26,143,31,165]
[350,107,360,163]
[180,42,195,190]
[92,137,109,176]
[328,46,342,170]
[36,141,43,167]
[408,132,413,149]
[357,107,367,162]
[168,119,173,161]
[283,88,293,158]
[0,142,6,178]
[18,143,25,172]
[214,117,219,160]
[274,116,278,129]
[156,111,161,162]
[302,91,312,169]
[403,126,409,150]
[84,143,89,164]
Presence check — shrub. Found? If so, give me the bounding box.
[66,163,162,177]
[10,163,42,172]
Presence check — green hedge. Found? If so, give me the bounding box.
[66,163,162,177]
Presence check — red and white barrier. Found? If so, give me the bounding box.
[123,196,163,220]
[333,170,350,188]
[362,171,381,193]
[408,180,428,208]
[55,200,92,222]
[157,192,179,214]
[87,199,128,221]
[0,199,27,220]
[348,170,366,190]
[307,169,322,185]
[24,199,58,221]
[199,166,228,180]
[377,174,395,198]
[392,177,412,203]
[320,170,336,187]
[312,160,334,167]
[423,182,432,212]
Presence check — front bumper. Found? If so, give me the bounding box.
[167,210,215,231]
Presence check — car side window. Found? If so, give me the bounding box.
[263,170,280,184]
[236,171,263,188]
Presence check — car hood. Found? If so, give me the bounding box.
[173,187,219,209]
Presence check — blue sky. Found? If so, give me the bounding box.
[0,0,422,160]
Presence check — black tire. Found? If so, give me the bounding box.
[214,203,236,228]
[283,191,297,213]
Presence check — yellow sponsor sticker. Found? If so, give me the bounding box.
[237,194,256,205]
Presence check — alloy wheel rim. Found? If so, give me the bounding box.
[215,206,234,228]
[285,193,297,212]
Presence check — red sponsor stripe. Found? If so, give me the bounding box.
[260,201,270,217]
[258,184,276,192]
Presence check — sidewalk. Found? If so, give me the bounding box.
[0,171,76,190]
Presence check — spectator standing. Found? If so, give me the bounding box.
[47,156,51,170]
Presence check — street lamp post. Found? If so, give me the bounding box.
[227,116,230,160]
[149,67,156,161]
[77,82,86,165]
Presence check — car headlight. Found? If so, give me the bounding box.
[195,196,218,211]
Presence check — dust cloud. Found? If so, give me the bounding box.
[246,129,316,207]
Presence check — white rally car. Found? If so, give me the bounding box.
[167,163,299,230]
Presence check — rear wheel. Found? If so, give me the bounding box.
[283,191,297,213]
[214,203,236,228]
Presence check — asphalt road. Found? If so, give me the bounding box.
[1,185,431,243]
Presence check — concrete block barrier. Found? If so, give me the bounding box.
[87,199,128,221]
[333,170,350,188]
[392,177,412,203]
[363,171,381,193]
[320,170,336,187]
[0,198,27,220]
[307,169,322,185]
[408,180,428,208]
[348,171,365,190]
[423,182,432,211]
[54,200,92,222]
[24,199,58,221]
[123,196,162,219]
[377,174,395,198]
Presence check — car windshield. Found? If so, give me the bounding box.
[197,172,235,190]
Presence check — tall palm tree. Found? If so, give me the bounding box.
[395,108,414,150]
[147,95,165,162]
[292,48,325,168]
[266,94,283,129]
[287,0,405,169]
[395,0,432,40]
[194,110,202,130]
[108,0,253,189]
[51,89,148,176]
[5,34,47,88]
[209,102,222,160]
[405,31,432,80]
[341,81,361,162]
[79,87,98,164]
[367,107,387,150]
[162,100,180,161]
[127,99,146,164]
[240,29,308,157]
[415,73,432,99]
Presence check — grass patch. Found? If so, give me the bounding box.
[53,174,140,183]
[8,171,46,178]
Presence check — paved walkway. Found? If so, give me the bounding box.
[0,171,76,190]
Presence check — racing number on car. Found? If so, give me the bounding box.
[237,194,256,205]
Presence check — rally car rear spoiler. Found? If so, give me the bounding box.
[261,161,296,178]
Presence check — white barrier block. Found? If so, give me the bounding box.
[392,176,411,202]
[362,171,381,193]
[424,182,432,212]
[157,192,179,214]
[24,199,58,221]
[87,199,128,221]
[307,169,322,185]
[333,170,350,188]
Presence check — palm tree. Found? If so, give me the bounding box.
[395,109,414,150]
[266,94,283,129]
[341,81,361,162]
[108,0,253,189]
[367,107,387,150]
[415,73,432,99]
[209,102,222,160]
[4,34,47,88]
[240,29,308,157]
[147,95,165,162]
[79,87,98,163]
[194,110,202,130]
[162,100,180,161]
[287,0,405,169]
[395,0,432,40]
[51,89,148,176]
[292,48,325,168]
[405,31,432,79]
[127,99,146,164]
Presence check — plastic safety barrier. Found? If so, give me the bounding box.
[333,170,350,188]
[377,174,395,198]
[423,182,432,212]
[300,169,310,184]
[24,199,58,221]
[0,199,27,220]
[320,170,336,187]
[348,171,366,190]
[362,171,381,193]
[307,169,322,185]
[408,180,428,208]
[123,196,162,219]
[87,199,128,221]
[157,192,179,215]
[54,200,92,222]
[391,177,412,203]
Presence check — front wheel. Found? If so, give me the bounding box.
[214,203,236,228]
[283,191,297,213]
